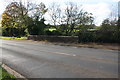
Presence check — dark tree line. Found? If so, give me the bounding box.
[1,1,95,36]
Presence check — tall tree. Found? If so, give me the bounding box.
[27,2,48,35]
[1,1,28,36]
[63,2,94,35]
[30,2,48,21]
[100,18,117,31]
[48,3,62,28]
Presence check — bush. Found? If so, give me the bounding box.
[78,30,119,43]
[45,30,61,36]
[78,31,94,43]
[2,27,26,37]
[52,30,61,35]
[45,30,53,35]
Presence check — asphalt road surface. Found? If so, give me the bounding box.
[0,39,119,78]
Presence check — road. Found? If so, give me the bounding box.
[0,39,119,78]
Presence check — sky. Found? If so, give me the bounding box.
[0,0,119,26]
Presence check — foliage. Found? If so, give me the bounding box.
[1,1,119,43]
[1,12,12,28]
[2,1,47,36]
[100,18,118,31]
[25,2,47,35]
[62,3,94,35]
[30,2,48,20]
[45,30,61,36]
[78,18,119,43]
[1,1,28,37]
[48,2,94,36]
[27,18,46,35]
[0,65,16,80]
[78,30,119,43]
[78,32,94,43]
[2,1,94,37]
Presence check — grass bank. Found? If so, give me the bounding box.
[0,36,27,40]
[0,64,15,80]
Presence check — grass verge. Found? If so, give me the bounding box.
[0,36,27,40]
[0,64,16,80]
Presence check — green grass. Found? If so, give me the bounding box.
[48,28,97,32]
[0,36,27,40]
[0,65,16,80]
[0,65,2,79]
[49,28,56,31]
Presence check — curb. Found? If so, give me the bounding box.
[2,64,27,80]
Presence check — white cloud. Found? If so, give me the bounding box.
[82,3,111,25]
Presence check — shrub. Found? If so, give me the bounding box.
[45,30,53,35]
[78,30,119,43]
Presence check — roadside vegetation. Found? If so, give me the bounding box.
[0,36,27,40]
[0,64,16,80]
[0,0,119,43]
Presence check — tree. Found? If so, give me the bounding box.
[61,2,94,35]
[1,12,12,28]
[30,2,48,21]
[27,2,48,35]
[2,1,48,36]
[1,1,28,37]
[77,11,94,27]
[100,18,117,31]
[48,3,62,28]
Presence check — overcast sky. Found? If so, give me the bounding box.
[0,0,119,25]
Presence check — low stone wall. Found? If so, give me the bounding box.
[27,35,78,43]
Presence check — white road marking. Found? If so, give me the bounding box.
[54,52,76,57]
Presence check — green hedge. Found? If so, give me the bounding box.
[2,27,26,37]
[78,30,119,43]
